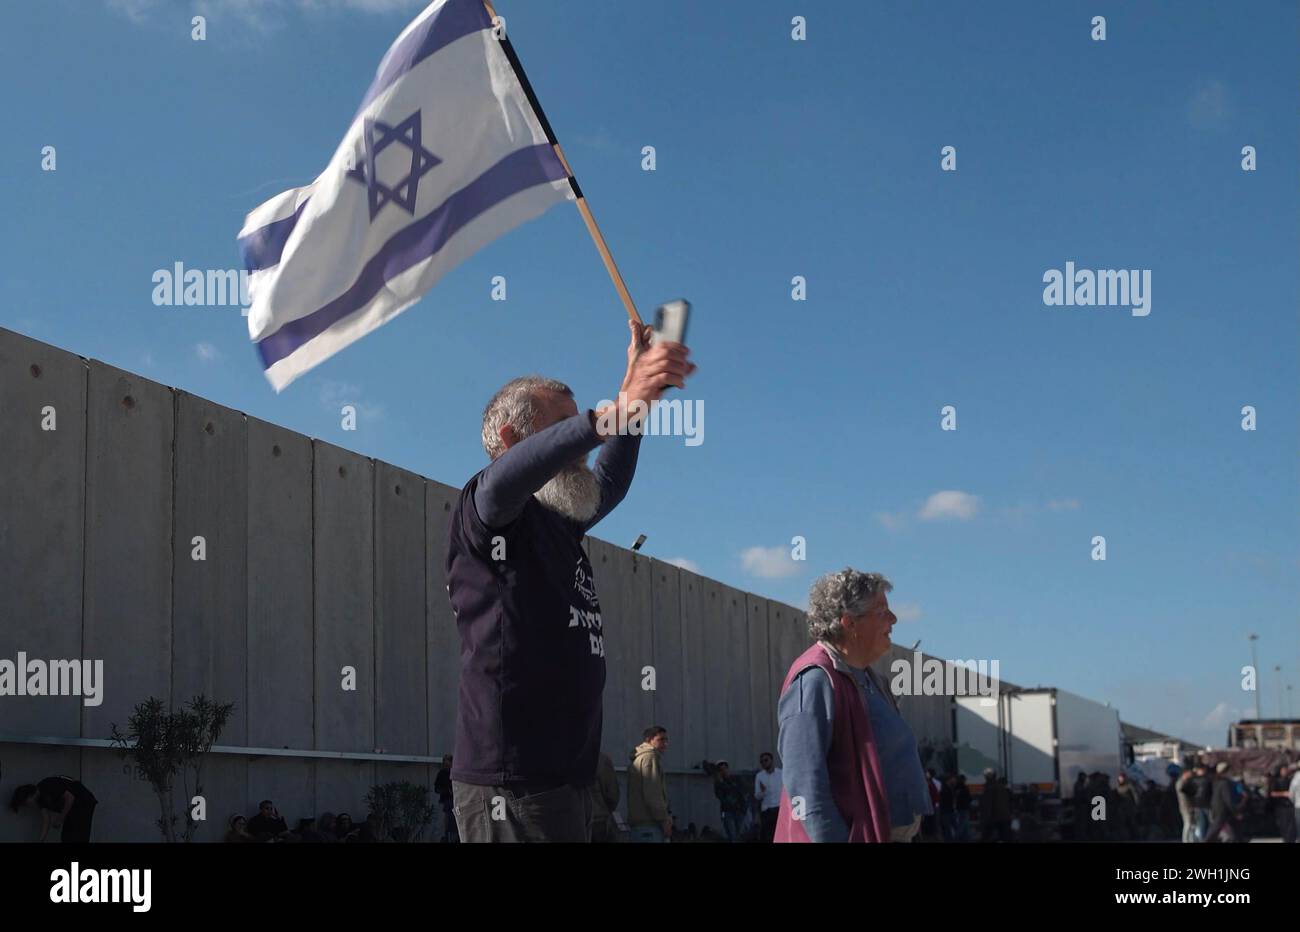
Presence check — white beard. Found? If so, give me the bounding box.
[534,461,601,524]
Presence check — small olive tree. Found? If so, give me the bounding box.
[110,695,234,842]
[365,780,437,843]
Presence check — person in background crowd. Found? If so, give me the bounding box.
[627,726,672,843]
[225,815,256,843]
[1191,763,1212,842]
[953,774,972,842]
[10,776,99,844]
[753,752,783,843]
[1176,763,1198,842]
[1270,764,1296,844]
[979,769,1012,842]
[314,812,340,843]
[713,761,748,842]
[246,799,292,842]
[434,755,458,843]
[296,815,327,843]
[939,774,956,841]
[1089,773,1115,841]
[921,768,942,841]
[1289,764,1300,843]
[589,751,621,843]
[1203,762,1243,843]
[775,569,928,842]
[446,324,693,843]
[1113,772,1141,840]
[335,812,359,842]
[1072,771,1091,841]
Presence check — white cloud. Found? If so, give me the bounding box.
[876,511,907,531]
[319,379,385,420]
[106,0,154,23]
[666,557,699,573]
[195,342,221,363]
[1046,498,1080,512]
[1200,701,1244,730]
[893,602,921,622]
[918,490,979,521]
[740,545,801,579]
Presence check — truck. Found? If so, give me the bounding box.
[953,687,1124,839]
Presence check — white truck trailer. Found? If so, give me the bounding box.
[954,687,1124,837]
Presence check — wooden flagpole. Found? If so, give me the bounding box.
[482,0,642,325]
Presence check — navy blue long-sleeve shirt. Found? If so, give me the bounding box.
[447,412,642,785]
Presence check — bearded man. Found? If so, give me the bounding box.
[447,320,694,842]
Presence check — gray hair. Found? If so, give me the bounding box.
[805,568,893,644]
[480,375,572,460]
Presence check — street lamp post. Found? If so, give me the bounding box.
[1248,634,1261,720]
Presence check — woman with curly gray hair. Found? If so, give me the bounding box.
[773,568,932,843]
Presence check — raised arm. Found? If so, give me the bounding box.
[474,413,604,529]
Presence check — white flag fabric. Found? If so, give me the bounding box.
[238,0,573,390]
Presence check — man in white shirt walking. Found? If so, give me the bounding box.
[754,751,784,843]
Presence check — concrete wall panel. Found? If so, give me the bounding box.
[173,393,248,743]
[746,596,775,764]
[313,442,374,751]
[0,330,86,737]
[246,418,313,749]
[425,480,459,760]
[83,362,173,740]
[649,560,683,772]
[374,463,427,756]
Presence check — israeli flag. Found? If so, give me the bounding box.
[238,0,573,391]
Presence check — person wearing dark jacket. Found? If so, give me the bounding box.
[714,761,748,842]
[1192,764,1213,841]
[953,775,972,841]
[10,777,98,843]
[1203,763,1243,843]
[980,770,1012,842]
[446,324,694,843]
[1113,773,1141,840]
[1072,772,1091,841]
[247,799,291,841]
[434,755,457,843]
[939,775,956,841]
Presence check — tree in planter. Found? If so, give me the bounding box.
[365,781,437,843]
[109,695,234,843]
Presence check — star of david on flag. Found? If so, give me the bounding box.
[346,111,443,221]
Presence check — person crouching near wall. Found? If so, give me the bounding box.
[774,569,933,842]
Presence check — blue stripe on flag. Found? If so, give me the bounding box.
[239,197,312,272]
[256,142,566,369]
[353,0,490,123]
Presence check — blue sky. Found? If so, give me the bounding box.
[2,0,1296,747]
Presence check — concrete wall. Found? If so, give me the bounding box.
[0,327,959,842]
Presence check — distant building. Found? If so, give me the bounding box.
[1228,719,1300,751]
